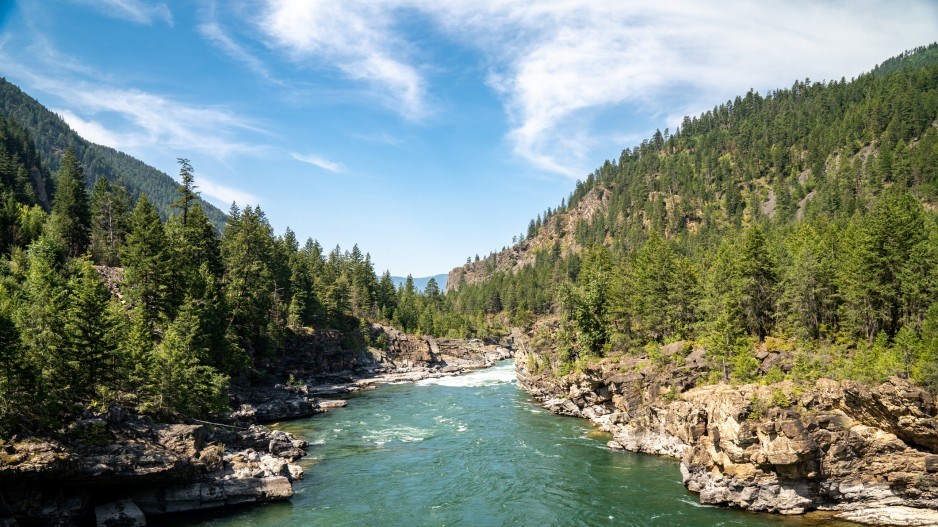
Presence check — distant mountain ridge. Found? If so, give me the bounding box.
[391,274,447,292]
[0,77,227,229]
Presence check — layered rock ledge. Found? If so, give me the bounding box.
[516,347,938,527]
[0,407,305,526]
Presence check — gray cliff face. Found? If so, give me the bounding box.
[516,348,938,527]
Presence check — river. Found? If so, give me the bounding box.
[164,361,859,527]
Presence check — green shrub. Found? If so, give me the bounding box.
[771,388,792,408]
[747,393,768,420]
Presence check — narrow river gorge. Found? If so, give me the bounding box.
[163,361,860,527]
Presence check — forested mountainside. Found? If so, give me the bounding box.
[392,44,938,390]
[0,132,413,435]
[0,77,227,229]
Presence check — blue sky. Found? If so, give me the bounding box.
[0,1,935,276]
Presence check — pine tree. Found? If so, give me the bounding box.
[16,236,69,422]
[63,257,120,401]
[0,300,38,434]
[221,205,276,358]
[0,193,22,255]
[376,271,397,319]
[778,224,838,339]
[561,247,611,357]
[90,177,131,266]
[174,158,197,227]
[166,204,222,311]
[121,196,172,333]
[148,301,230,419]
[842,191,934,339]
[738,226,777,339]
[48,147,90,258]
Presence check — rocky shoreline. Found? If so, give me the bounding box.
[0,413,307,526]
[0,326,516,526]
[232,324,517,425]
[515,346,938,527]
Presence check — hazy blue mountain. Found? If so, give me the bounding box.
[391,274,448,292]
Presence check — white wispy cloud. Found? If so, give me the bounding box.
[197,2,285,86]
[291,152,345,173]
[199,22,272,79]
[17,66,266,159]
[254,0,938,178]
[258,0,428,120]
[420,0,938,177]
[54,108,131,148]
[198,176,261,208]
[353,132,403,146]
[73,0,173,26]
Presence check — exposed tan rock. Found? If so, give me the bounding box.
[516,347,938,526]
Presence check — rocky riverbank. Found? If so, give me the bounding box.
[0,409,306,526]
[516,346,938,527]
[232,324,517,424]
[0,325,516,526]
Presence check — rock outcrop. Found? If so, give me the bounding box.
[516,348,938,526]
[445,187,610,293]
[232,384,349,423]
[0,410,305,526]
[371,324,515,371]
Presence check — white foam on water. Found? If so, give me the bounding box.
[363,426,430,445]
[416,361,517,387]
[679,498,713,508]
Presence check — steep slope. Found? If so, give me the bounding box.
[0,77,227,229]
[447,42,938,293]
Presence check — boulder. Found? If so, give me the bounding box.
[95,499,146,527]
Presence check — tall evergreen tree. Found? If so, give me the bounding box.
[0,296,38,435]
[15,236,69,422]
[121,196,172,333]
[174,158,197,227]
[63,257,121,401]
[738,226,777,339]
[148,300,229,419]
[221,205,276,359]
[48,147,90,258]
[842,191,935,339]
[89,177,131,266]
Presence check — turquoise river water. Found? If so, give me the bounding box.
[164,360,861,527]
